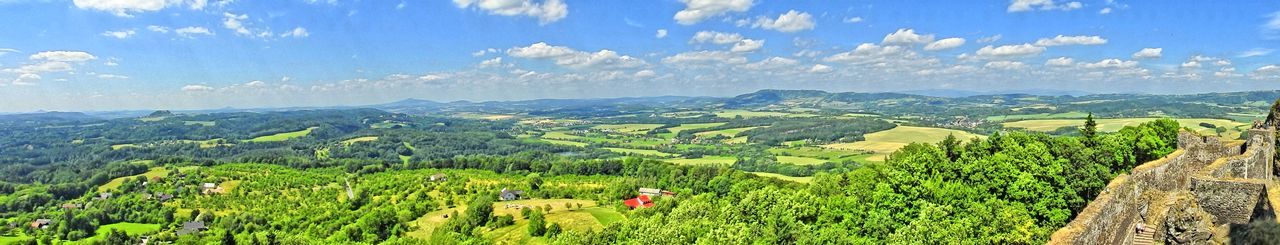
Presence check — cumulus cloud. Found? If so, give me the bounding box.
[507,42,647,69]
[73,0,206,17]
[174,26,214,38]
[1008,0,1082,12]
[690,31,743,44]
[882,28,934,45]
[923,38,965,51]
[984,61,1027,70]
[478,57,506,68]
[146,25,170,33]
[730,39,764,53]
[222,12,252,36]
[1034,35,1107,46]
[809,64,833,73]
[279,27,309,38]
[181,84,214,92]
[751,10,815,33]
[634,69,656,78]
[101,29,136,39]
[31,51,97,62]
[655,29,667,38]
[975,44,1045,58]
[97,74,129,79]
[1082,59,1139,69]
[843,16,863,23]
[1131,48,1162,59]
[673,0,753,25]
[1099,7,1112,14]
[453,0,568,24]
[1045,57,1074,67]
[11,73,41,86]
[741,57,797,70]
[976,34,1002,43]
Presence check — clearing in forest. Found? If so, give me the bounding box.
[821,126,984,162]
[749,172,813,183]
[248,127,318,142]
[591,124,665,134]
[664,156,738,166]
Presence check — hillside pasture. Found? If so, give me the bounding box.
[985,111,1089,122]
[663,156,737,166]
[603,148,675,157]
[248,127,318,142]
[341,136,379,146]
[749,172,813,183]
[591,124,664,134]
[715,110,815,118]
[776,156,828,165]
[821,126,984,162]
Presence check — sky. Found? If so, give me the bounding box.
[0,0,1279,112]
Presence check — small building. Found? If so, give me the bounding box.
[201,183,225,194]
[499,188,524,201]
[201,183,216,189]
[176,221,207,236]
[623,195,654,209]
[638,188,662,196]
[95,192,113,200]
[155,193,174,202]
[60,203,82,209]
[429,173,448,182]
[30,219,51,229]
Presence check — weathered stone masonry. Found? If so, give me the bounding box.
[1050,128,1277,244]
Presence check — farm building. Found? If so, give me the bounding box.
[638,187,676,197]
[177,221,208,236]
[429,173,447,182]
[30,219,51,229]
[623,195,654,209]
[499,188,524,201]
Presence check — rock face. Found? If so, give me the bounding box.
[1164,195,1216,244]
[1050,128,1277,245]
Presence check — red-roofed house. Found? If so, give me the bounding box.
[623,195,654,209]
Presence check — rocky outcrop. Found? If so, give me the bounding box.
[1051,127,1277,244]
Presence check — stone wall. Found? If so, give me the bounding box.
[1050,128,1276,245]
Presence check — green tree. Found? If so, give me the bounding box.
[1081,113,1098,145]
[527,211,546,236]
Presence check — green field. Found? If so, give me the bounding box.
[76,222,161,243]
[1002,118,1250,138]
[769,147,870,163]
[694,126,763,138]
[776,156,828,165]
[659,123,726,138]
[341,136,379,145]
[603,147,675,157]
[248,127,318,142]
[749,172,813,183]
[985,111,1089,122]
[591,124,665,134]
[409,199,621,243]
[99,167,173,192]
[821,126,984,162]
[110,144,140,150]
[0,235,29,244]
[664,156,737,166]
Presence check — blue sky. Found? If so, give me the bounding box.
[0,0,1278,112]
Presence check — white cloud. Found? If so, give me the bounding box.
[808,64,833,73]
[181,84,214,92]
[822,43,938,69]
[1238,48,1274,58]
[975,44,1045,58]
[478,57,505,68]
[1034,35,1107,46]
[1082,59,1139,69]
[882,28,934,45]
[11,73,41,86]
[634,69,656,78]
[1008,0,1083,13]
[97,74,128,79]
[662,50,747,65]
[655,29,667,38]
[30,51,97,62]
[223,12,251,36]
[984,61,1027,70]
[923,38,965,51]
[396,1,406,10]
[453,0,568,25]
[741,57,797,70]
[101,29,136,39]
[843,16,863,23]
[279,27,309,38]
[751,10,816,33]
[72,0,205,17]
[507,42,647,69]
[1181,61,1201,69]
[1099,7,1112,14]
[146,25,170,33]
[1045,57,1074,67]
[1251,65,1280,80]
[673,0,753,25]
[0,48,18,56]
[1131,48,1162,59]
[1265,11,1280,38]
[976,34,1002,43]
[174,26,213,38]
[690,31,743,44]
[730,39,764,53]
[4,62,74,74]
